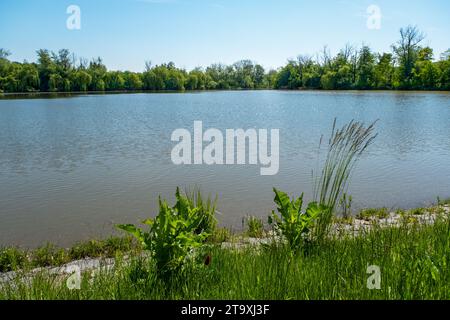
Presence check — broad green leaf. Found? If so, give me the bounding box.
[116,224,144,243]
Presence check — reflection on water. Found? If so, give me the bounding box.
[0,91,449,246]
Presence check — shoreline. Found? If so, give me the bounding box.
[2,88,450,97]
[1,197,448,249]
[2,203,449,275]
[1,203,449,299]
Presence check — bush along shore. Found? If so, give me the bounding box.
[1,120,449,299]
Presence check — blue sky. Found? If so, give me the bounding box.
[1,0,449,71]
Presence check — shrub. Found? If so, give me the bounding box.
[117,187,210,276]
[268,188,327,251]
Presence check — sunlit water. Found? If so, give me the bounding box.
[1,91,449,247]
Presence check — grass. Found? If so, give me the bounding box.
[357,207,390,220]
[1,216,449,300]
[207,227,233,243]
[410,208,426,216]
[0,236,138,273]
[243,215,265,238]
[313,119,378,239]
[185,186,218,235]
[437,197,450,206]
[0,248,27,273]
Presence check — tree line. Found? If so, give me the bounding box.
[1,26,449,93]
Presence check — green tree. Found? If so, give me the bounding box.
[165,68,185,91]
[186,73,199,90]
[17,63,39,91]
[356,46,375,89]
[73,70,92,91]
[321,71,337,90]
[36,49,56,91]
[302,63,322,89]
[88,57,107,91]
[48,73,63,91]
[124,72,143,90]
[0,48,11,60]
[437,53,450,90]
[332,51,353,89]
[264,69,278,88]
[2,38,450,93]
[105,71,125,90]
[206,64,232,89]
[392,25,425,88]
[413,47,440,89]
[53,49,74,91]
[373,53,394,89]
[275,61,300,89]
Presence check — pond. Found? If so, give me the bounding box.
[1,90,449,246]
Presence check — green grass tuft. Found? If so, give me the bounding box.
[0,247,27,272]
[357,207,389,220]
[243,215,265,238]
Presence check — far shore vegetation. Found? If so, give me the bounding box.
[1,26,450,94]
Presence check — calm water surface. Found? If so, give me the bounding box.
[1,91,449,246]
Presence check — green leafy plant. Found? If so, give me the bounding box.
[117,187,210,276]
[268,188,327,251]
